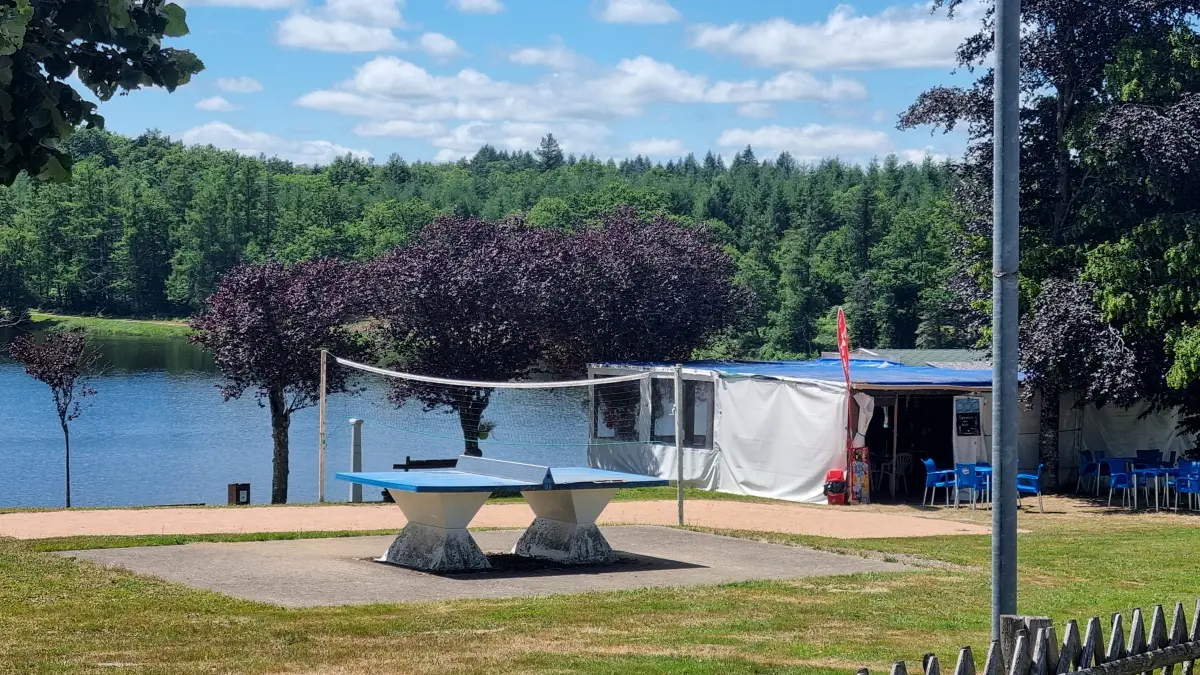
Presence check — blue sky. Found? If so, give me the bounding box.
[96,0,983,165]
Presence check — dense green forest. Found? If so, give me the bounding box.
[0,128,964,358]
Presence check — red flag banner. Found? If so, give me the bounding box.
[837,308,851,390]
[837,308,859,503]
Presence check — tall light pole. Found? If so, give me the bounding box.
[991,0,1021,640]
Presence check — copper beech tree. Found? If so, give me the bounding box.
[369,211,748,456]
[7,329,100,507]
[190,259,370,504]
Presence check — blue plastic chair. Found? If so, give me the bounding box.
[1017,464,1045,513]
[954,463,988,510]
[1167,460,1198,507]
[921,458,956,507]
[1076,450,1100,494]
[1105,458,1135,508]
[1176,471,1200,512]
[1135,450,1163,469]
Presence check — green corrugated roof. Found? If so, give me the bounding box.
[822,348,988,367]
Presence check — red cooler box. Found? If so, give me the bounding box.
[824,468,847,505]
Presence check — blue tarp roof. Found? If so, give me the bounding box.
[596,358,1015,389]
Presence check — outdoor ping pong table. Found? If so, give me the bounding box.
[336,456,668,572]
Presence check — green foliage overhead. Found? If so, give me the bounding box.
[0,128,962,359]
[0,0,203,186]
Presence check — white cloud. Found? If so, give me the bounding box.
[324,0,405,27]
[717,124,893,160]
[871,109,890,124]
[354,120,445,137]
[899,146,951,163]
[216,76,263,93]
[195,96,240,111]
[182,122,372,165]
[277,15,404,52]
[296,56,867,130]
[689,1,985,70]
[509,38,582,70]
[276,0,405,52]
[448,0,503,13]
[736,102,775,118]
[629,138,685,157]
[179,0,299,8]
[597,0,680,24]
[419,32,466,60]
[431,121,611,162]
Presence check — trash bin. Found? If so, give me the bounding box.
[824,469,847,505]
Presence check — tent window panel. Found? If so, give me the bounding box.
[593,380,641,441]
[650,378,714,449]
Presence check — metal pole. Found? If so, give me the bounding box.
[319,349,328,503]
[891,399,900,498]
[674,364,685,526]
[349,418,363,503]
[992,0,1021,640]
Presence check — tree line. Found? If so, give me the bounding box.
[0,128,963,359]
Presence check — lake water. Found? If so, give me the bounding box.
[0,332,590,508]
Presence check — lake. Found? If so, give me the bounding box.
[0,332,591,508]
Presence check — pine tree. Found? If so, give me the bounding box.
[535,134,565,172]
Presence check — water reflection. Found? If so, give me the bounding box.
[0,328,588,509]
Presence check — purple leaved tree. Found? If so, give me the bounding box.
[190,259,372,503]
[548,207,751,371]
[369,210,748,456]
[8,329,101,508]
[370,216,563,456]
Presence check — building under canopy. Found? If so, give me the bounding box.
[587,354,1193,504]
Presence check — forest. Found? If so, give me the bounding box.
[0,129,963,360]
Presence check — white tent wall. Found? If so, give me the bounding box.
[1056,393,1195,481]
[713,377,847,503]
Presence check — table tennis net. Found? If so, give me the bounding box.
[327,357,653,465]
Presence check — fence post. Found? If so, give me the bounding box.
[348,418,363,503]
[923,653,941,675]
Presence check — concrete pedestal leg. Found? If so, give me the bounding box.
[381,491,491,572]
[513,488,618,565]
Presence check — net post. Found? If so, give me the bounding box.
[319,349,328,503]
[674,364,684,526]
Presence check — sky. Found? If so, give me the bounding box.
[94,0,985,166]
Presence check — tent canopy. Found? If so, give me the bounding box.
[595,358,1019,390]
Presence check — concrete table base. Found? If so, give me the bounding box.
[512,488,619,565]
[382,490,492,571]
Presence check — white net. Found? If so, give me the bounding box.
[327,357,652,467]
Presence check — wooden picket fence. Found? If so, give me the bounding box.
[857,599,1200,675]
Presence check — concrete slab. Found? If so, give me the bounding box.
[61,526,912,607]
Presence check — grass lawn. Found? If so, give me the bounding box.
[27,312,192,339]
[2,509,1198,674]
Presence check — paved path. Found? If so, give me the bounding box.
[1,499,990,540]
[62,527,913,607]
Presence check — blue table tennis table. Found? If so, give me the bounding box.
[337,456,667,572]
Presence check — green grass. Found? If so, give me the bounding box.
[3,512,1199,674]
[28,312,193,339]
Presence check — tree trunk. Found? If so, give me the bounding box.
[459,404,483,457]
[457,390,490,457]
[62,423,71,509]
[1038,390,1060,491]
[268,385,291,504]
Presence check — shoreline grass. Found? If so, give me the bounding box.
[26,312,193,339]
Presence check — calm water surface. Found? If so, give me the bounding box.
[0,332,587,508]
